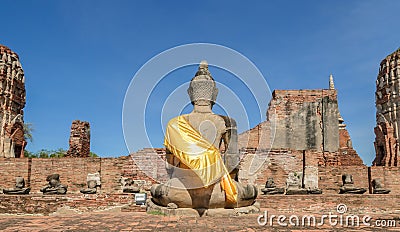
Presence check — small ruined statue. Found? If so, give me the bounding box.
[285,172,307,195]
[261,177,284,195]
[80,172,101,194]
[372,178,390,194]
[339,174,366,194]
[40,174,67,195]
[121,177,140,193]
[150,61,257,210]
[307,187,322,194]
[80,180,98,194]
[2,177,30,194]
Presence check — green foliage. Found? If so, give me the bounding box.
[89,152,99,158]
[23,123,34,143]
[147,211,166,216]
[23,150,35,158]
[24,148,66,158]
[24,149,100,158]
[49,148,66,158]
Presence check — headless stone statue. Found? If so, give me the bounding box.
[261,177,284,195]
[80,172,101,194]
[80,180,98,194]
[40,174,67,195]
[285,172,308,195]
[2,177,30,194]
[339,174,366,194]
[121,178,140,193]
[150,61,257,210]
[372,178,390,194]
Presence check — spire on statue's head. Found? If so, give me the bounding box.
[194,60,213,80]
[329,74,335,90]
[200,60,208,68]
[187,60,218,105]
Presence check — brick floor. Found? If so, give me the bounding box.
[0,211,398,232]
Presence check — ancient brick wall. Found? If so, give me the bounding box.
[0,194,144,215]
[268,89,339,152]
[66,120,90,157]
[238,86,363,172]
[1,153,399,197]
[238,121,272,150]
[370,166,400,194]
[100,154,162,193]
[257,194,400,217]
[1,194,399,217]
[238,149,304,188]
[239,89,344,152]
[239,148,364,192]
[0,45,26,158]
[0,158,30,190]
[0,149,169,194]
[318,166,369,194]
[28,157,101,193]
[318,150,363,167]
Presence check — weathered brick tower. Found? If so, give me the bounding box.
[66,120,90,157]
[238,75,362,165]
[0,45,26,158]
[374,48,400,166]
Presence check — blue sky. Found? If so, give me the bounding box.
[1,1,399,165]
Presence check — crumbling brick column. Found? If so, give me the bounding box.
[0,45,27,158]
[66,120,90,157]
[374,48,400,166]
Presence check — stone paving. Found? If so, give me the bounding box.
[0,211,398,232]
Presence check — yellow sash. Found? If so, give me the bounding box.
[164,115,238,204]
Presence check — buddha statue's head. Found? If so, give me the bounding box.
[187,60,218,107]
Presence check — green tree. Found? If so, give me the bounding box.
[24,150,37,158]
[23,123,34,143]
[37,149,49,158]
[24,148,98,158]
[49,148,66,158]
[89,151,99,157]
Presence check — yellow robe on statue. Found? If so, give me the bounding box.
[164,115,238,204]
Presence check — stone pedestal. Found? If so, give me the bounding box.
[146,198,260,217]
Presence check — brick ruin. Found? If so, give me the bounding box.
[0,45,26,158]
[240,89,353,151]
[374,48,400,166]
[1,46,400,217]
[236,77,364,192]
[238,80,361,163]
[66,120,90,157]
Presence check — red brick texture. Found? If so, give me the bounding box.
[374,48,400,166]
[0,194,145,215]
[66,120,91,158]
[0,45,27,158]
[0,155,161,194]
[238,89,363,167]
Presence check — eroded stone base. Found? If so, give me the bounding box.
[146,199,260,217]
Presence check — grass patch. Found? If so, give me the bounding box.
[147,210,166,216]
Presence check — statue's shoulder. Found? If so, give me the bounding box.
[167,114,189,124]
[216,115,237,128]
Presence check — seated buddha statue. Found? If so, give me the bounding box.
[2,177,31,194]
[150,61,257,210]
[339,174,366,194]
[40,174,68,195]
[261,177,284,195]
[372,178,390,194]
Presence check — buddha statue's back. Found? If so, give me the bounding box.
[150,61,257,210]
